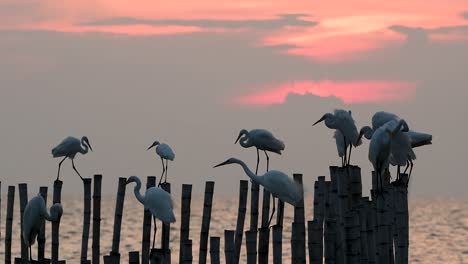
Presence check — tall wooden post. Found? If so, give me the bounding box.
[292,174,306,264]
[38,186,48,261]
[258,187,270,264]
[81,178,92,263]
[52,180,63,264]
[92,174,103,264]
[245,231,258,264]
[210,237,220,264]
[179,184,193,263]
[199,181,215,264]
[224,230,235,264]
[394,174,409,264]
[108,177,127,263]
[18,183,28,262]
[142,176,156,264]
[160,182,172,263]
[233,180,248,264]
[5,186,15,264]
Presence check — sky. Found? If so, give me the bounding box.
[0,0,467,198]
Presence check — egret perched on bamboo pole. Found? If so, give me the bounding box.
[147,141,175,186]
[126,176,176,251]
[52,136,93,181]
[235,129,285,174]
[214,158,302,227]
[313,109,361,166]
[23,195,63,262]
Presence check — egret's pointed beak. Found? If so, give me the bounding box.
[213,160,229,168]
[88,142,93,152]
[357,132,363,145]
[147,143,156,150]
[312,115,326,126]
[234,134,242,144]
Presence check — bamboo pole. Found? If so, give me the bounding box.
[272,225,282,264]
[92,174,102,264]
[344,210,361,264]
[308,220,321,264]
[257,227,269,264]
[358,197,369,264]
[293,174,306,264]
[260,189,270,228]
[129,251,140,264]
[160,182,172,263]
[324,218,336,264]
[109,177,127,262]
[233,180,248,264]
[313,176,326,263]
[393,174,409,264]
[5,186,15,264]
[18,183,28,262]
[224,230,235,264]
[366,199,377,264]
[179,184,193,263]
[347,166,362,209]
[81,178,92,263]
[52,180,63,264]
[291,222,306,264]
[245,230,257,264]
[210,237,220,264]
[332,167,346,264]
[250,182,260,230]
[142,176,156,264]
[38,186,48,261]
[373,171,390,264]
[182,240,193,264]
[199,181,215,264]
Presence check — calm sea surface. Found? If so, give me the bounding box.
[1,194,467,263]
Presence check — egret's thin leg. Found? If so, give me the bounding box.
[348,145,353,166]
[407,160,414,185]
[165,159,169,183]
[397,165,401,181]
[71,159,84,180]
[403,160,410,175]
[341,156,345,167]
[255,148,260,175]
[159,158,165,186]
[267,197,276,227]
[152,216,157,249]
[342,134,348,166]
[56,156,67,181]
[29,245,32,262]
[264,150,270,172]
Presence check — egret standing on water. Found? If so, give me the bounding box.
[147,141,175,186]
[313,109,361,166]
[126,176,176,250]
[214,158,302,227]
[235,129,285,174]
[52,136,93,181]
[23,195,63,262]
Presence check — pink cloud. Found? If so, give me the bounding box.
[234,80,417,105]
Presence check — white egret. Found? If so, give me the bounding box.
[52,136,93,181]
[313,109,361,166]
[214,158,302,227]
[368,119,408,191]
[235,129,285,174]
[147,141,175,186]
[23,195,63,262]
[126,176,176,249]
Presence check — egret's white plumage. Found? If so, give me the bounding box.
[408,131,432,148]
[126,175,175,249]
[52,136,93,181]
[313,109,361,166]
[235,129,285,174]
[148,141,175,186]
[214,158,302,226]
[23,195,63,261]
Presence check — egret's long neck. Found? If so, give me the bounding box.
[238,133,253,148]
[234,159,262,185]
[80,138,89,154]
[43,207,59,222]
[132,178,146,205]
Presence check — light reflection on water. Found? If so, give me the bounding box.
[0,194,466,263]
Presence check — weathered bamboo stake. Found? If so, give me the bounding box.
[38,186,48,261]
[358,197,369,264]
[224,230,235,264]
[324,218,336,264]
[258,187,270,264]
[272,225,282,264]
[18,183,29,262]
[233,180,248,264]
[373,171,390,264]
[150,249,167,264]
[182,240,193,264]
[199,181,215,264]
[347,166,362,209]
[393,174,409,264]
[312,176,326,263]
[308,220,321,264]
[276,200,284,227]
[257,227,269,264]
[5,186,15,264]
[179,184,193,263]
[210,237,220,264]
[366,199,377,264]
[129,251,140,264]
[344,210,361,264]
[52,180,63,264]
[81,178,92,263]
[250,182,260,230]
[160,182,172,263]
[291,222,306,264]
[293,174,306,264]
[109,177,127,263]
[142,176,156,264]
[245,230,257,264]
[92,174,102,264]
[332,167,347,264]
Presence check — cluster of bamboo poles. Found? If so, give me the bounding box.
[1,166,408,264]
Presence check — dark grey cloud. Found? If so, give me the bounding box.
[390,24,468,41]
[81,14,317,30]
[462,11,468,20]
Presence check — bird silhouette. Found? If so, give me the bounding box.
[52,136,93,181]
[147,141,175,186]
[126,176,176,250]
[313,109,361,166]
[214,158,302,227]
[235,129,285,174]
[23,194,63,262]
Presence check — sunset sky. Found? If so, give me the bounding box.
[1,0,467,197]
